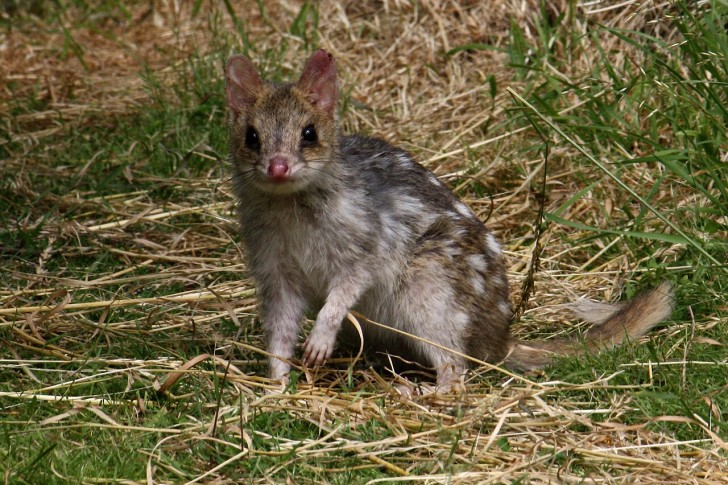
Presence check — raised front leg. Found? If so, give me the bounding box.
[302,272,372,367]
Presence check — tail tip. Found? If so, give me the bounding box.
[653,280,676,315]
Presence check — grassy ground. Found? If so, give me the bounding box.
[1,1,726,483]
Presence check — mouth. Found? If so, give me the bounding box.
[267,174,292,184]
[255,173,308,194]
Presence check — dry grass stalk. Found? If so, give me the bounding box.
[1,0,725,483]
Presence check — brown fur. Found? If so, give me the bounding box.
[505,282,675,371]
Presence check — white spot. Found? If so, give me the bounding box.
[454,201,472,219]
[485,234,501,255]
[444,242,460,258]
[466,254,488,273]
[427,172,442,186]
[397,154,413,166]
[470,275,485,295]
[392,194,424,217]
[495,275,508,290]
[499,301,511,316]
[453,311,470,329]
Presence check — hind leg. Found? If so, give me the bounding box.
[357,290,471,393]
[390,321,470,392]
[371,219,510,392]
[377,258,474,393]
[431,350,468,392]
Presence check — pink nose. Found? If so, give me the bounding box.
[267,156,290,181]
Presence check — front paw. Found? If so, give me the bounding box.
[302,326,337,367]
[269,357,291,383]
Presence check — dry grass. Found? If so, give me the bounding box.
[1,0,726,483]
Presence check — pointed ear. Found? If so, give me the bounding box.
[225,55,263,115]
[296,49,338,115]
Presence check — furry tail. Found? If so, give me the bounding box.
[505,282,674,371]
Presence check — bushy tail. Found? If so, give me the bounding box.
[505,282,675,371]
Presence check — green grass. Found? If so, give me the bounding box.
[1,1,726,483]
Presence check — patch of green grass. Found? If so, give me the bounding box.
[505,1,727,288]
[547,325,728,439]
[1,1,726,483]
[3,404,197,483]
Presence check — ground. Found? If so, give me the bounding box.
[1,1,726,483]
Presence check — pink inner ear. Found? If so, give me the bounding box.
[225,55,263,114]
[297,49,338,114]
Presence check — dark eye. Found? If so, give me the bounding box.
[301,124,317,146]
[245,126,260,150]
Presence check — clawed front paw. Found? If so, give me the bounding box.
[302,327,336,367]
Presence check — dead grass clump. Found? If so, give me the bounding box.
[1,0,725,483]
